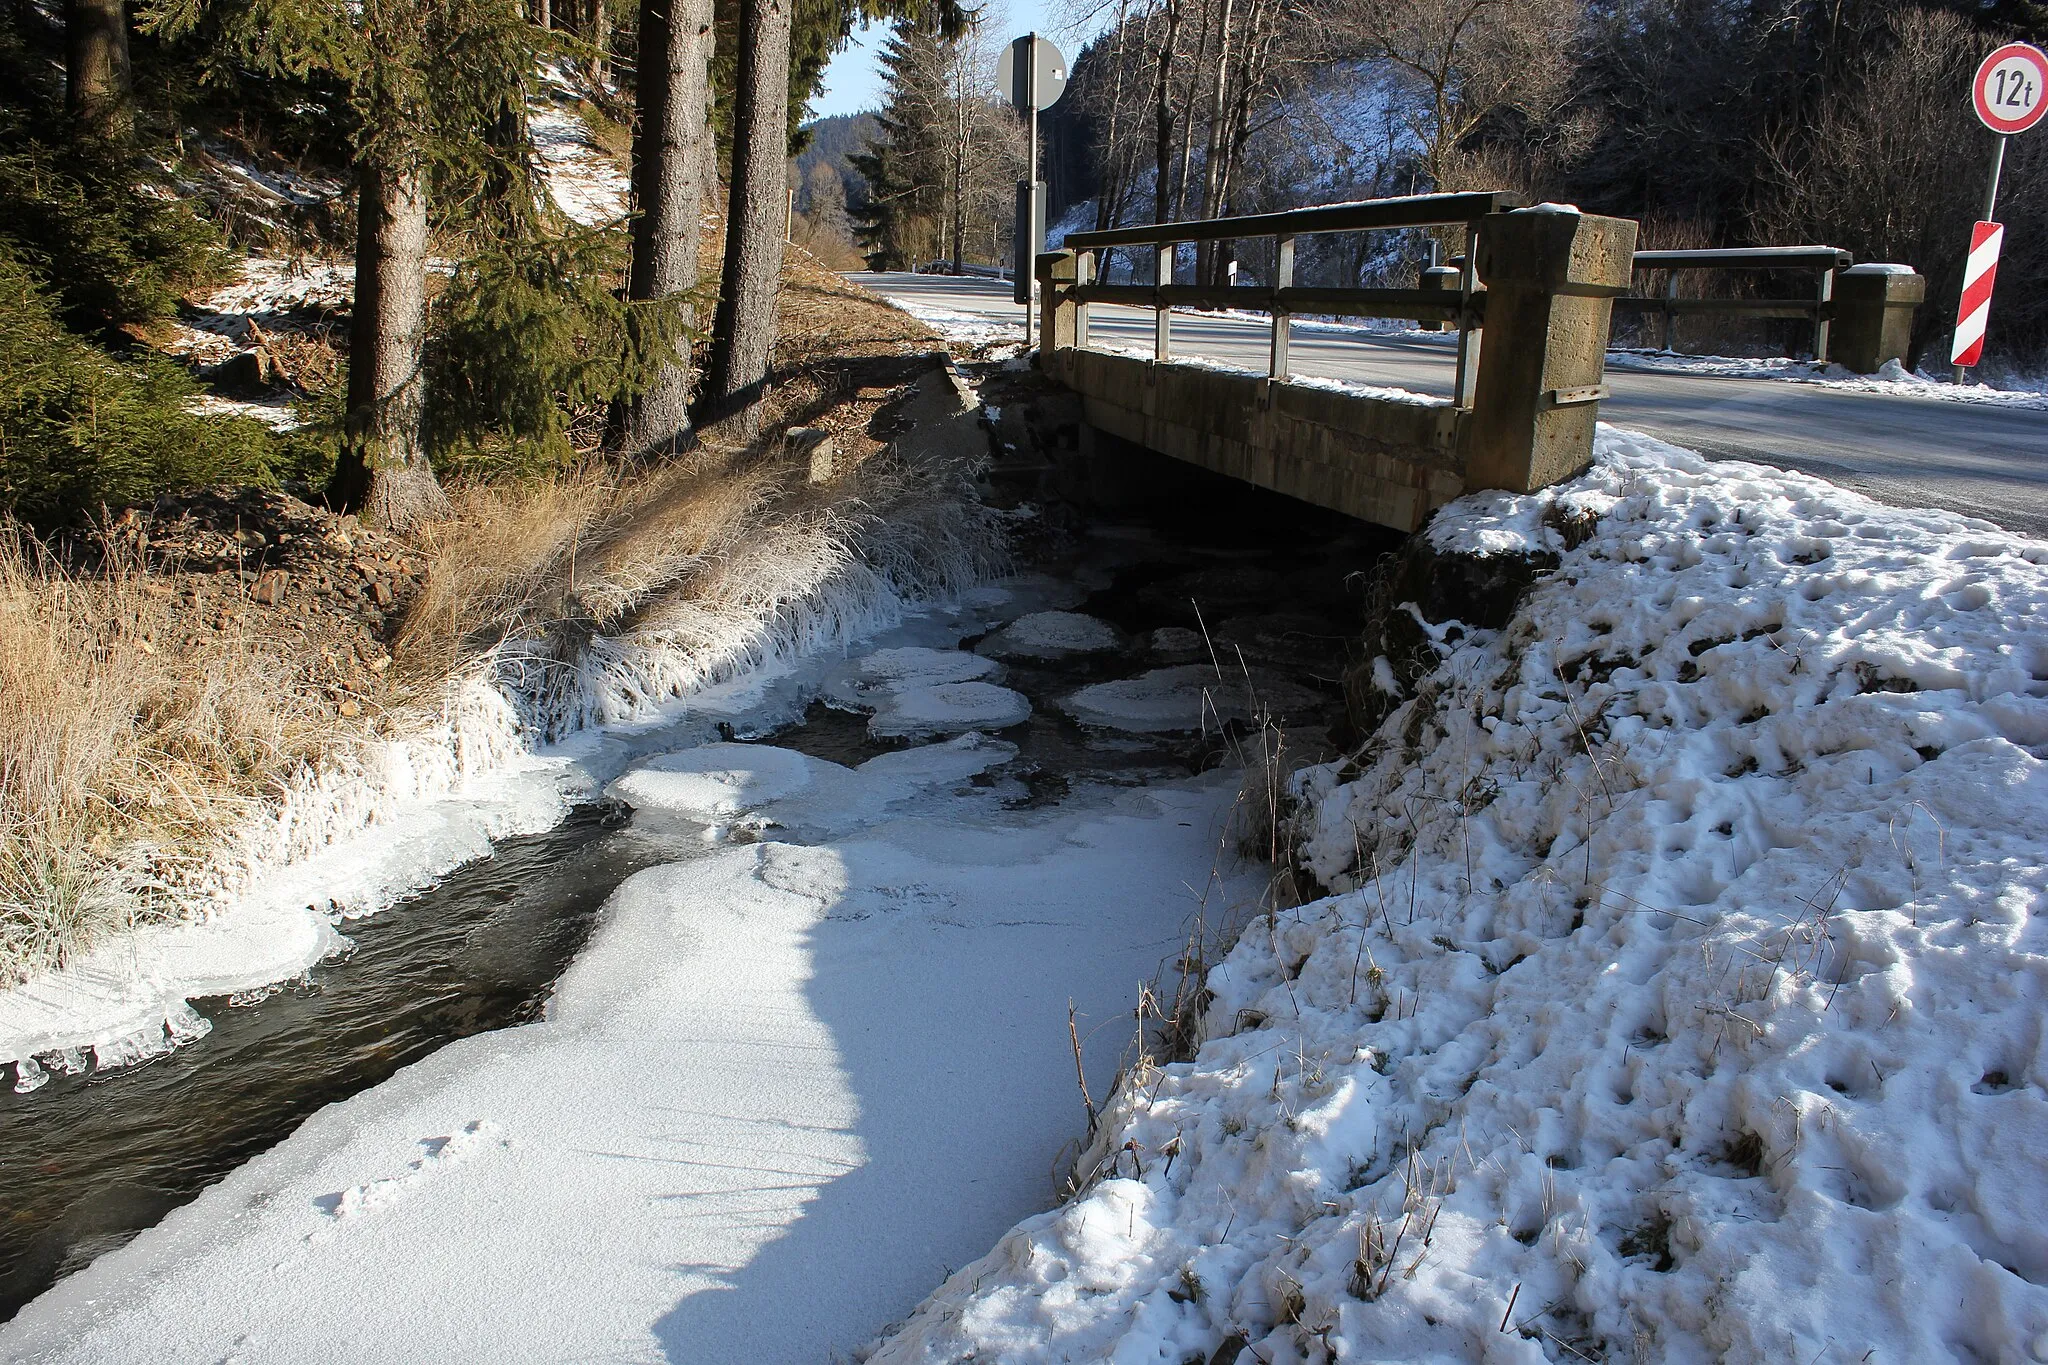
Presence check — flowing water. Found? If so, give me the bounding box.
[0,488,1395,1323]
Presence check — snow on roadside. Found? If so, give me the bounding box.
[868,425,2048,1364]
[888,295,1028,347]
[1607,350,2048,409]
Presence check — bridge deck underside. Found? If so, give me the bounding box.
[1046,348,1470,534]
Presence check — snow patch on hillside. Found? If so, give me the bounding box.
[528,67,630,227]
[869,425,2048,1364]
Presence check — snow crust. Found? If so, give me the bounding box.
[528,66,629,226]
[870,426,2048,1364]
[0,738,1259,1363]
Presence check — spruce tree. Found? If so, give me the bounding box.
[65,0,133,140]
[701,0,791,430]
[848,23,945,270]
[147,0,537,531]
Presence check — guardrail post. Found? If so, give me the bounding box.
[1271,234,1294,379]
[1466,208,1638,494]
[1154,244,1173,360]
[1418,265,1458,332]
[1036,250,1081,362]
[1813,266,1835,363]
[1831,265,1925,374]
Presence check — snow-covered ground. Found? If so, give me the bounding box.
[0,606,1264,1363]
[869,426,2048,1363]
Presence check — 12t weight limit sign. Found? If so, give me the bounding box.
[1975,42,2047,135]
[1952,43,2046,375]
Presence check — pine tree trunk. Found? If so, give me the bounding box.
[608,0,714,460]
[332,158,448,533]
[64,0,130,141]
[703,0,791,432]
[589,0,610,86]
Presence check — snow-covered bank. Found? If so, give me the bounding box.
[1,374,1000,1085]
[870,426,2048,1363]
[0,712,1261,1362]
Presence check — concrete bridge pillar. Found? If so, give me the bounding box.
[1037,251,1090,354]
[1831,265,1925,375]
[1465,209,1637,494]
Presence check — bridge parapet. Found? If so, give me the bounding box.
[1036,197,1638,531]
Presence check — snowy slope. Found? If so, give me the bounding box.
[868,426,2048,1364]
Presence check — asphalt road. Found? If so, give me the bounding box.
[854,271,2048,539]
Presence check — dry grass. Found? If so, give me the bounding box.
[0,535,336,983]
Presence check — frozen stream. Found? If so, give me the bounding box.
[0,498,1395,1356]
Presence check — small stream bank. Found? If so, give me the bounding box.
[0,373,1404,1333]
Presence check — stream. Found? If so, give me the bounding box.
[0,475,1396,1325]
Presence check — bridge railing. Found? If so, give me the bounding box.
[1037,197,1643,521]
[1616,246,1851,362]
[1056,190,1525,408]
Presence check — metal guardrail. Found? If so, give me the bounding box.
[1060,190,1528,407]
[1616,246,1854,361]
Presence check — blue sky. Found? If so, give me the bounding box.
[808,1,1090,120]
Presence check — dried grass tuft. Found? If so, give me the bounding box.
[0,533,334,984]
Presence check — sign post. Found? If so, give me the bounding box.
[1953,41,2046,382]
[996,33,1066,346]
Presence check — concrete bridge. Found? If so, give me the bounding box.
[1032,194,1925,534]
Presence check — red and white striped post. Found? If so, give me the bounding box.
[1950,221,2004,371]
[1953,43,2046,382]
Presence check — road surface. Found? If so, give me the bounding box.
[854,271,2048,538]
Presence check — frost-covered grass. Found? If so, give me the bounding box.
[0,534,336,987]
[869,426,2048,1364]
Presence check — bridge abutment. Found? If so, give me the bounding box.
[1465,209,1638,493]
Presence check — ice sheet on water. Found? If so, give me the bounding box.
[607,733,1019,839]
[0,726,1262,1364]
[818,646,1031,739]
[975,611,1122,661]
[1060,664,1322,733]
[870,682,1032,738]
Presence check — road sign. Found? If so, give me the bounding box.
[996,34,1066,113]
[1952,220,2004,367]
[1973,42,2048,135]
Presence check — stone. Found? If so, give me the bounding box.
[251,571,288,606]
[369,580,394,608]
[782,426,837,483]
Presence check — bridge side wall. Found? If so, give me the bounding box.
[1044,347,1467,534]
